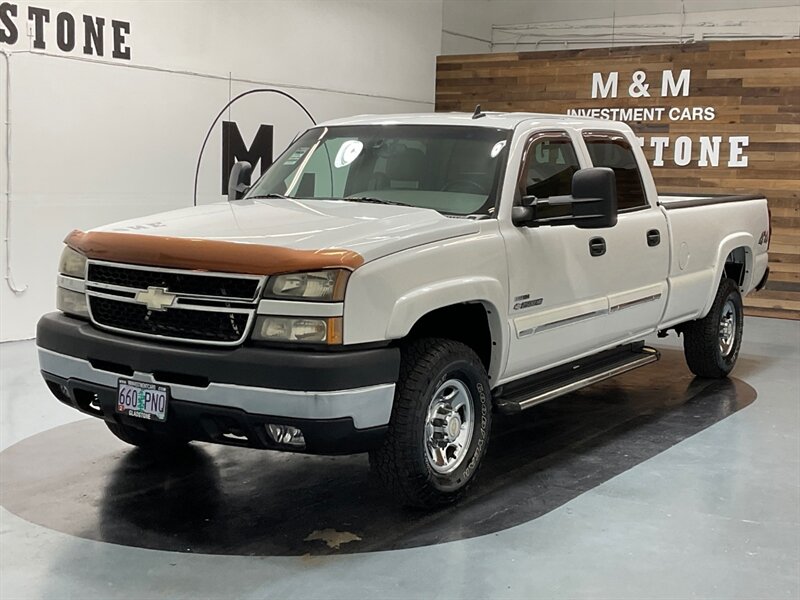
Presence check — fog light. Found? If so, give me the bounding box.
[47,381,72,403]
[56,287,89,319]
[265,424,306,448]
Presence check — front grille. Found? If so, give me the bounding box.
[86,261,263,346]
[88,263,259,300]
[90,297,249,343]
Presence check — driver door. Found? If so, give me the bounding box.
[501,131,618,380]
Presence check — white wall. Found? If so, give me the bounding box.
[442,0,800,54]
[442,0,491,54]
[0,0,444,341]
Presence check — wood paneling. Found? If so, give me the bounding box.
[436,40,800,320]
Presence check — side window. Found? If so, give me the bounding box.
[518,134,580,201]
[583,132,647,211]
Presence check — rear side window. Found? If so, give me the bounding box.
[583,132,647,211]
[518,134,580,200]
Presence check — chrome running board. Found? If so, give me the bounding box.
[495,344,660,414]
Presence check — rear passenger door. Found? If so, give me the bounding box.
[579,131,669,341]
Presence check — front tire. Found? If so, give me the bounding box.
[682,278,744,378]
[369,338,492,508]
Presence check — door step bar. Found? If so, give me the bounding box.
[494,343,660,414]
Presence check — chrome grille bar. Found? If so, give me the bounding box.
[85,260,265,346]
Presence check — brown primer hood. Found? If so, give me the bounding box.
[64,230,364,275]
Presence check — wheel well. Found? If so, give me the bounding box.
[723,247,748,288]
[406,303,492,371]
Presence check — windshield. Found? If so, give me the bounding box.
[245,124,512,216]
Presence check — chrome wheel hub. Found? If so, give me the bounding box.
[425,379,474,475]
[445,414,462,439]
[719,299,737,357]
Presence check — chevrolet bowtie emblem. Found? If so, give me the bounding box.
[135,286,177,311]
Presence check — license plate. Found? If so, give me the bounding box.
[116,379,169,422]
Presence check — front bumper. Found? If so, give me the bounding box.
[36,313,400,454]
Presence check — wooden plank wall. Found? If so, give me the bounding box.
[436,40,800,320]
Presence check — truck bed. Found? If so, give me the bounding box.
[656,192,769,329]
[658,193,763,210]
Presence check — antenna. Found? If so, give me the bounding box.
[472,104,486,119]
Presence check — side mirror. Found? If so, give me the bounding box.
[512,167,618,229]
[227,161,253,202]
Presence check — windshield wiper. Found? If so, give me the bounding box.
[341,196,409,207]
[248,194,410,207]
[247,193,293,200]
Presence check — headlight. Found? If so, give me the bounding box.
[57,287,89,318]
[252,316,342,344]
[58,247,87,279]
[263,270,349,301]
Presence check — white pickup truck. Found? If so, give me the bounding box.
[37,111,770,507]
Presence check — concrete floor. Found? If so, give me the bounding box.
[1,316,798,599]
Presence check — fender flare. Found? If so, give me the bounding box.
[700,232,755,318]
[385,277,507,380]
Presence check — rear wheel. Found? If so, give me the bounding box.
[105,421,188,451]
[369,338,492,508]
[682,278,743,378]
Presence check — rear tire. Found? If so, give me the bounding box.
[105,421,189,451]
[682,278,743,378]
[369,338,492,508]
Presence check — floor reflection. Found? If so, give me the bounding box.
[1,349,755,556]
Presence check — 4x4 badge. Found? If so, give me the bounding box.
[134,286,177,311]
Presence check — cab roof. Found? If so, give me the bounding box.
[318,112,631,132]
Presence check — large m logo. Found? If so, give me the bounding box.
[221,121,274,194]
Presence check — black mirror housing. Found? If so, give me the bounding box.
[511,205,534,225]
[570,167,618,228]
[228,161,253,202]
[514,167,618,229]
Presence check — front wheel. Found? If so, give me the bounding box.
[369,338,492,508]
[682,277,744,378]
